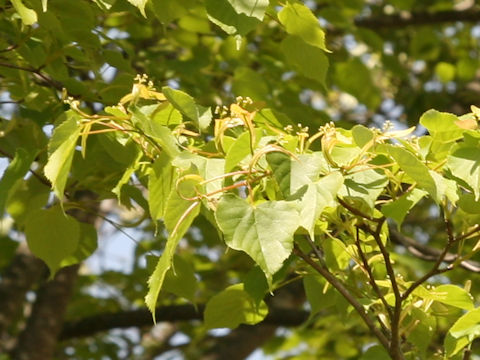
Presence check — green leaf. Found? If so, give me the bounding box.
[152,103,183,126]
[6,177,50,224]
[430,170,459,205]
[163,254,198,302]
[11,0,37,25]
[112,152,142,207]
[204,283,268,329]
[228,0,269,20]
[148,153,174,220]
[290,152,329,194]
[381,188,426,226]
[0,148,35,215]
[435,62,455,83]
[339,168,388,211]
[162,87,212,131]
[266,152,291,197]
[303,275,337,315]
[215,195,300,286]
[225,128,263,172]
[278,2,328,51]
[126,0,147,17]
[434,285,474,310]
[145,174,201,322]
[44,113,82,200]
[243,266,269,306]
[407,308,436,358]
[297,172,344,238]
[281,35,329,86]
[352,125,375,148]
[447,146,480,200]
[232,67,269,100]
[60,222,98,267]
[415,284,474,310]
[419,109,463,142]
[205,0,260,36]
[130,105,181,158]
[25,206,80,277]
[384,145,438,202]
[445,308,480,357]
[359,345,390,360]
[458,193,480,214]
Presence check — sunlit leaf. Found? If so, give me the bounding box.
[445,308,480,357]
[11,0,37,25]
[419,109,463,142]
[215,195,300,286]
[126,0,147,17]
[148,153,174,220]
[44,113,82,200]
[281,35,329,86]
[278,2,328,51]
[145,174,201,322]
[162,87,212,131]
[447,145,480,200]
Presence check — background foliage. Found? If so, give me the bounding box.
[1,0,480,359]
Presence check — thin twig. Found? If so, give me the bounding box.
[337,197,383,223]
[0,61,63,91]
[390,228,480,272]
[354,226,393,319]
[457,224,480,242]
[364,220,403,359]
[401,216,456,302]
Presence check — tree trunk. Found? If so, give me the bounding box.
[0,243,47,352]
[12,264,79,360]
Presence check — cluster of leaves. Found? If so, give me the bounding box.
[11,73,475,358]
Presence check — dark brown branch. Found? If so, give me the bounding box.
[293,245,390,351]
[0,244,47,352]
[390,229,480,272]
[12,265,80,360]
[354,9,480,29]
[338,197,384,223]
[0,61,63,91]
[401,216,456,302]
[59,305,309,340]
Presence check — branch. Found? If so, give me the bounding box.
[401,216,456,302]
[354,9,480,29]
[390,229,480,272]
[0,243,47,352]
[0,61,63,91]
[59,304,309,340]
